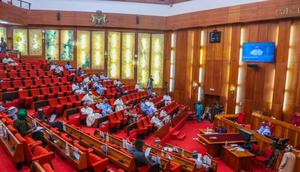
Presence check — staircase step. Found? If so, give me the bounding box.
[171,131,180,137]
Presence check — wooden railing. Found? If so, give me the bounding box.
[0,120,24,163]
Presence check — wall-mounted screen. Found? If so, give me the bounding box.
[242,42,275,63]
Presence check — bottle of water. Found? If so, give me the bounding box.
[65,143,70,156]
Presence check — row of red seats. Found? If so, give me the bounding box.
[0,69,54,81]
[41,94,84,117]
[30,115,109,172]
[160,101,182,116]
[108,109,129,129]
[0,116,55,167]
[17,84,72,107]
[121,91,148,104]
[1,77,69,92]
[0,63,43,71]
[136,116,153,136]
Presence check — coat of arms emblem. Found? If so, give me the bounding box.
[91,10,108,26]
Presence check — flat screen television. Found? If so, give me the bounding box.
[242,42,275,63]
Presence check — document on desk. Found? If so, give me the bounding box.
[145,147,151,157]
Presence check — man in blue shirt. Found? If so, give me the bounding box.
[65,61,75,71]
[256,121,271,137]
[96,99,113,115]
[93,82,107,96]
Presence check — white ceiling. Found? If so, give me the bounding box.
[26,0,266,16]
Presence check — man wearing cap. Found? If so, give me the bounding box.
[150,112,163,129]
[96,99,113,115]
[82,91,95,105]
[256,121,271,137]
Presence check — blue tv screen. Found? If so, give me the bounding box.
[242,42,275,63]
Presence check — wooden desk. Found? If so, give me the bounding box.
[197,133,245,157]
[199,128,217,135]
[221,146,255,171]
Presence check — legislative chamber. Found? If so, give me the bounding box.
[0,0,299,172]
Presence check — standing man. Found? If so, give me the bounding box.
[195,101,203,122]
[147,75,154,95]
[279,145,296,172]
[0,37,7,53]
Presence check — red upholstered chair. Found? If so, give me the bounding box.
[58,97,73,109]
[48,98,63,115]
[31,88,45,100]
[35,79,45,87]
[251,143,260,155]
[18,90,32,106]
[142,117,153,131]
[255,147,274,166]
[60,133,73,143]
[170,162,182,172]
[0,81,12,91]
[88,153,109,172]
[13,80,25,90]
[24,136,43,148]
[51,86,63,97]
[61,85,72,95]
[15,134,55,165]
[42,163,55,172]
[7,125,18,134]
[237,112,245,124]
[137,120,147,135]
[73,140,93,153]
[68,95,82,106]
[108,113,121,129]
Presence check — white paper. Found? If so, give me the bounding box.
[145,147,151,157]
[49,114,57,122]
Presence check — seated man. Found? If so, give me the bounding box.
[291,112,300,127]
[151,112,163,129]
[83,76,92,85]
[135,83,144,92]
[116,85,127,95]
[114,97,126,112]
[163,93,172,106]
[80,103,102,127]
[100,72,109,81]
[189,150,203,169]
[82,91,95,105]
[91,74,99,82]
[96,99,113,115]
[76,67,85,76]
[7,106,18,120]
[50,62,63,76]
[14,109,47,145]
[140,100,156,116]
[114,79,123,87]
[256,121,271,137]
[2,55,18,66]
[126,139,160,170]
[35,109,63,131]
[64,61,75,72]
[72,81,86,94]
[93,82,107,96]
[162,115,171,125]
[125,109,138,124]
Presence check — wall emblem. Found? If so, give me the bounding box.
[91,10,108,26]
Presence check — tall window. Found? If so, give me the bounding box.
[151,34,164,88]
[77,31,90,69]
[108,32,121,79]
[60,30,74,61]
[13,29,28,55]
[0,27,7,41]
[45,30,59,60]
[92,31,105,70]
[121,32,135,79]
[137,33,151,87]
[169,33,176,92]
[197,30,206,101]
[29,29,42,56]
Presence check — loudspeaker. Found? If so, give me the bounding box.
[57,12,61,21]
[136,16,139,25]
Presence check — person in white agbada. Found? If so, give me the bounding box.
[151,112,163,129]
[80,103,102,127]
[114,98,126,112]
[190,150,203,169]
[114,79,122,87]
[145,100,157,114]
[163,93,172,106]
[162,115,171,125]
[159,110,168,118]
[135,83,144,92]
[202,154,212,169]
[83,76,92,85]
[91,74,99,82]
[72,82,86,94]
[2,56,18,66]
[82,92,95,105]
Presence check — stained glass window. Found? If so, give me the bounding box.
[92,31,105,70]
[13,29,28,55]
[45,30,59,60]
[77,31,90,69]
[0,27,6,41]
[151,34,164,88]
[60,30,74,61]
[121,32,135,79]
[137,33,150,87]
[29,29,42,56]
[108,32,121,79]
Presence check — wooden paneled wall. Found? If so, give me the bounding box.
[171,18,300,123]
